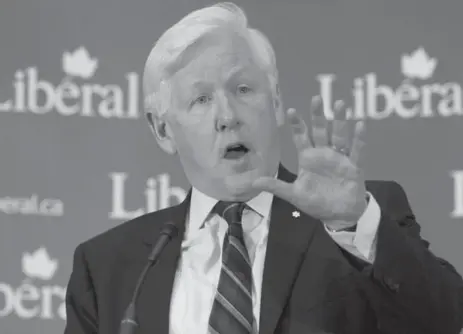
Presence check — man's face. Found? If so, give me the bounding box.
[159,30,283,201]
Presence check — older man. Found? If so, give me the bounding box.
[64,3,463,334]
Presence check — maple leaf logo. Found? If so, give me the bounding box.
[62,46,98,78]
[401,47,437,80]
[22,247,58,280]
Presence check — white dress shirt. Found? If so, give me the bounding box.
[169,188,381,334]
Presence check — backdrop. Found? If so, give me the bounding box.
[1,0,462,332]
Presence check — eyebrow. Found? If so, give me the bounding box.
[221,65,259,83]
[225,66,250,79]
[184,65,256,88]
[185,80,209,91]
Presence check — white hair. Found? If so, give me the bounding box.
[143,2,281,118]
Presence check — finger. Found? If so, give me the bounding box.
[350,120,366,166]
[331,100,353,150]
[286,108,313,150]
[310,96,329,147]
[252,177,294,202]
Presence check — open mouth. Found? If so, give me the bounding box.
[223,143,250,160]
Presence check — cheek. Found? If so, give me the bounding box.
[170,122,217,158]
[257,93,278,121]
[247,104,278,133]
[248,116,279,155]
[177,128,213,151]
[170,111,206,137]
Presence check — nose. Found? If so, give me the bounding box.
[215,92,240,132]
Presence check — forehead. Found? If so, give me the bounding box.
[171,30,258,84]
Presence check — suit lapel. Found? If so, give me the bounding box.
[130,190,191,334]
[259,165,323,334]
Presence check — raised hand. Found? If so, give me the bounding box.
[252,96,368,230]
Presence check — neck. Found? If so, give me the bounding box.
[190,168,280,202]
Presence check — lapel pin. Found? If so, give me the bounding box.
[292,211,300,218]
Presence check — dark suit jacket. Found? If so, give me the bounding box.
[64,165,463,334]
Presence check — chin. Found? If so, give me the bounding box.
[222,166,266,199]
[225,162,259,180]
[224,184,261,202]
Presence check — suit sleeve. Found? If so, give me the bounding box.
[360,181,463,334]
[64,243,99,334]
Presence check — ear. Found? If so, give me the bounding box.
[273,83,284,126]
[145,111,177,155]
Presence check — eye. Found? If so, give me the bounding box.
[237,85,251,94]
[193,95,211,105]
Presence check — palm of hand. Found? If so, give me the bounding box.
[293,147,366,223]
[252,97,368,228]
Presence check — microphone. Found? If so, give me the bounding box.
[118,222,179,334]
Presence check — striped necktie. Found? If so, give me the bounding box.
[208,201,254,334]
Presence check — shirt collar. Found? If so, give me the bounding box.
[186,172,277,236]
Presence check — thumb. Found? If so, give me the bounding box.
[252,177,294,202]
